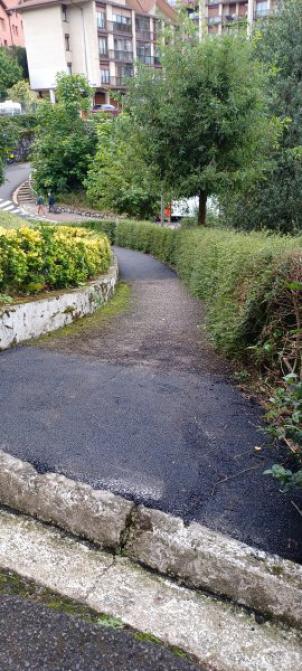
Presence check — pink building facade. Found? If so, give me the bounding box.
[0,0,24,46]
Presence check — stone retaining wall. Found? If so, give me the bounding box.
[0,256,118,350]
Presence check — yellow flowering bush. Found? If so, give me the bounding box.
[0,225,111,295]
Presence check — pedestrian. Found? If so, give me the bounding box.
[48,191,56,213]
[36,194,45,216]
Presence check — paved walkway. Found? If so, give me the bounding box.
[0,247,301,562]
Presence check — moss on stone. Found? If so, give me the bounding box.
[31,281,131,346]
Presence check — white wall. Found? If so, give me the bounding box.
[23,0,100,90]
[23,6,66,90]
[69,1,100,87]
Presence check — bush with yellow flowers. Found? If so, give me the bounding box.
[0,225,111,295]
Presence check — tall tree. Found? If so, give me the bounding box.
[126,32,269,224]
[31,74,96,194]
[0,48,22,100]
[85,114,159,218]
[225,0,302,233]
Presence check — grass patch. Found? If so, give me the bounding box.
[32,281,131,346]
[0,210,26,229]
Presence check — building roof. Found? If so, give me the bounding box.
[13,0,177,19]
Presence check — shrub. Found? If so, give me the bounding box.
[0,225,111,296]
[93,219,302,375]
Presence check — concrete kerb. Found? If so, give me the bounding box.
[0,450,301,630]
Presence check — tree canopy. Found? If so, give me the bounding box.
[85,114,160,218]
[0,48,23,100]
[31,74,96,194]
[224,0,302,233]
[125,32,270,224]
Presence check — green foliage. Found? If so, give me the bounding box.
[78,220,117,244]
[55,73,93,113]
[105,220,302,370]
[0,48,22,100]
[31,75,97,194]
[264,374,302,492]
[224,0,302,233]
[0,117,19,182]
[115,220,177,265]
[85,115,159,219]
[126,31,271,223]
[0,225,111,295]
[8,80,38,113]
[8,47,29,80]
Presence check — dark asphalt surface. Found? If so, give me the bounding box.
[0,162,30,200]
[0,164,301,562]
[0,595,201,671]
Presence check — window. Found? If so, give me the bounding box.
[112,13,131,26]
[101,68,110,84]
[62,5,68,21]
[65,34,70,51]
[137,43,151,56]
[0,18,4,30]
[116,64,133,78]
[97,11,105,29]
[99,36,108,55]
[67,62,72,75]
[255,0,269,15]
[135,16,150,32]
[114,38,132,52]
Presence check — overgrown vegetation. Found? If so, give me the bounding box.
[0,225,111,296]
[31,74,97,194]
[85,114,160,219]
[223,0,302,233]
[80,219,302,493]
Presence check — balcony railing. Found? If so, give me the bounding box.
[255,7,272,17]
[137,55,160,66]
[100,75,132,87]
[97,22,107,32]
[107,20,132,35]
[109,49,133,63]
[135,29,152,41]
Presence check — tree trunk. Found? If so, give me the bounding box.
[198,191,207,226]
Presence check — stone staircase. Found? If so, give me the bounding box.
[16,179,35,205]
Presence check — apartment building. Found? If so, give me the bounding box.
[174,0,278,35]
[0,0,24,46]
[14,0,176,102]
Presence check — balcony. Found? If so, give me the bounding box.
[207,15,221,24]
[100,75,132,87]
[137,55,160,66]
[136,29,152,41]
[107,20,132,35]
[109,49,133,63]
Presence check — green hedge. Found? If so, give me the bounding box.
[0,225,111,296]
[82,219,302,375]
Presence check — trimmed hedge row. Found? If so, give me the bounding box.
[80,219,302,376]
[0,225,111,295]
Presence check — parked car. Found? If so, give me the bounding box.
[92,104,118,116]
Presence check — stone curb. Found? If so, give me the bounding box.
[0,449,301,629]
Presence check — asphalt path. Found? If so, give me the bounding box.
[0,164,301,562]
[0,594,201,671]
[0,162,30,200]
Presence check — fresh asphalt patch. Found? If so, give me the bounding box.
[0,247,301,562]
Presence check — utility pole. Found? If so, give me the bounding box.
[198,0,205,42]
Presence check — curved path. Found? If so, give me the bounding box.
[0,247,301,562]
